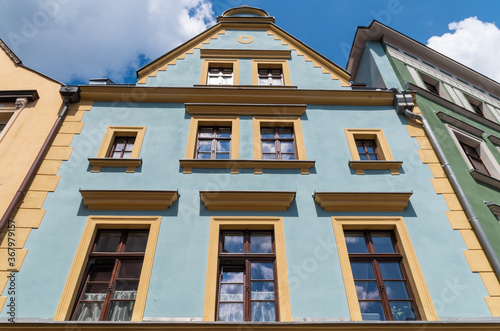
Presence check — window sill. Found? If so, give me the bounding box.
[179,159,315,174]
[88,157,142,173]
[80,190,178,210]
[469,169,500,189]
[314,192,412,212]
[349,160,403,175]
[200,190,295,211]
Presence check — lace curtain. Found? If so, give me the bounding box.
[75,290,136,321]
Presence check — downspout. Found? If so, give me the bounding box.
[393,88,500,281]
[0,86,80,234]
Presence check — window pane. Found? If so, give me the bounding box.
[217,140,230,152]
[89,266,113,281]
[262,153,276,159]
[360,301,385,321]
[84,283,108,296]
[94,231,121,252]
[357,146,365,154]
[122,151,132,159]
[118,261,143,279]
[198,128,214,137]
[385,281,410,300]
[221,269,244,283]
[272,78,282,85]
[251,281,275,300]
[216,153,230,159]
[208,76,219,85]
[114,141,125,151]
[219,303,243,321]
[261,128,274,138]
[113,280,138,299]
[372,232,395,253]
[365,146,375,154]
[280,141,294,153]
[345,232,368,253]
[220,284,244,302]
[259,78,270,85]
[262,141,275,153]
[222,76,232,85]
[351,262,375,279]
[355,281,380,300]
[250,233,272,253]
[278,128,292,138]
[124,231,148,252]
[218,128,231,137]
[379,262,403,279]
[107,301,135,321]
[223,234,244,253]
[390,301,417,321]
[112,151,122,158]
[359,154,368,160]
[74,302,103,321]
[251,263,274,280]
[251,302,275,321]
[198,140,212,152]
[197,152,211,159]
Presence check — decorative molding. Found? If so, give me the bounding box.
[237,35,254,44]
[200,49,290,59]
[349,160,403,175]
[200,191,295,211]
[436,111,484,137]
[469,169,500,189]
[487,134,500,146]
[179,159,315,175]
[0,90,39,102]
[486,202,500,220]
[314,192,412,212]
[80,190,178,210]
[185,103,306,116]
[88,157,142,173]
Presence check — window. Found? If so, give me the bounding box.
[217,230,278,321]
[356,139,379,160]
[90,126,146,173]
[71,229,148,321]
[261,127,295,160]
[423,81,439,96]
[345,129,402,175]
[464,94,485,118]
[54,216,161,321]
[332,217,438,322]
[418,72,442,97]
[0,121,7,134]
[200,59,239,85]
[108,137,136,159]
[253,117,305,160]
[459,141,490,175]
[203,217,292,322]
[345,230,419,321]
[196,126,231,159]
[258,68,283,86]
[208,67,233,85]
[252,60,290,86]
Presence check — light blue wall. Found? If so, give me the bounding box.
[3,100,491,320]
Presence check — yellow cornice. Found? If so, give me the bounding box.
[200,49,291,59]
[349,160,403,175]
[179,159,315,175]
[80,190,178,210]
[79,85,402,106]
[88,157,142,173]
[3,322,500,330]
[185,103,306,116]
[200,191,295,211]
[314,192,412,212]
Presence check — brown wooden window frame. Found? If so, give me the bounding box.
[258,68,284,86]
[345,230,420,321]
[108,136,136,159]
[216,230,279,322]
[196,126,232,160]
[260,126,296,160]
[71,229,149,321]
[460,141,490,175]
[355,139,380,160]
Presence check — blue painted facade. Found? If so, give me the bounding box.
[1,8,498,327]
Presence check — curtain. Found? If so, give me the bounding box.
[74,290,136,321]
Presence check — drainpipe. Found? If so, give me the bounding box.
[392,88,500,281]
[0,86,80,234]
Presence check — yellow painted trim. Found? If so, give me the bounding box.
[0,248,26,271]
[92,126,146,172]
[201,49,291,59]
[18,191,48,209]
[0,228,30,249]
[200,191,295,211]
[200,59,239,85]
[430,178,454,194]
[446,211,471,229]
[464,250,494,272]
[59,122,84,134]
[251,59,291,86]
[12,209,45,228]
[348,160,403,175]
[80,190,178,210]
[485,297,500,317]
[253,117,306,160]
[37,160,63,175]
[332,216,438,321]
[185,116,239,159]
[30,175,60,192]
[314,192,412,212]
[52,134,75,147]
[45,146,73,160]
[88,158,142,173]
[480,272,500,296]
[54,215,161,321]
[203,216,292,322]
[237,35,254,44]
[179,159,315,175]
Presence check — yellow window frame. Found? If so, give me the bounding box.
[200,59,239,85]
[252,59,291,86]
[203,216,292,322]
[331,216,438,321]
[54,215,161,321]
[253,117,306,160]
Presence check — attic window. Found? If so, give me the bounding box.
[208,66,233,85]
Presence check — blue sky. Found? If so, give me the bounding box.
[1,0,499,85]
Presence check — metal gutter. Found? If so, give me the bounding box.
[0,86,80,235]
[393,88,500,281]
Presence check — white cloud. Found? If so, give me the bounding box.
[0,0,216,84]
[427,17,500,82]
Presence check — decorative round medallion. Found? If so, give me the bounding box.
[237,36,254,44]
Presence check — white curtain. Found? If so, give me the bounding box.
[75,291,136,321]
